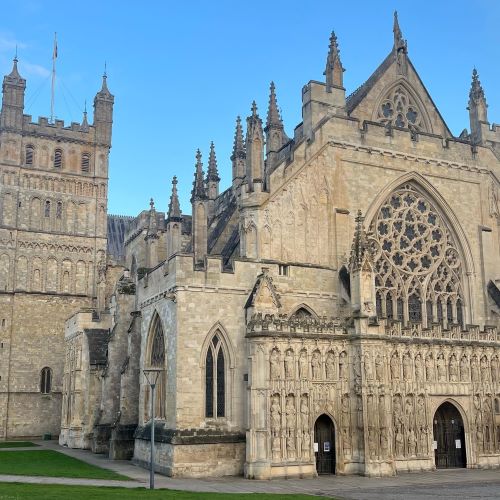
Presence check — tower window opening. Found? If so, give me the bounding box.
[25,145,34,165]
[54,149,63,169]
[81,153,90,173]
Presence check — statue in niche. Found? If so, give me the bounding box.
[270,349,281,380]
[272,436,281,461]
[425,354,435,382]
[395,427,404,457]
[375,354,384,381]
[364,354,374,381]
[480,356,490,382]
[341,394,350,428]
[300,396,309,430]
[491,356,499,383]
[460,355,469,382]
[311,351,321,380]
[449,354,458,382]
[325,352,335,380]
[489,179,500,219]
[390,353,400,380]
[405,397,414,428]
[302,430,310,460]
[403,353,412,380]
[476,423,483,453]
[284,349,295,379]
[285,396,296,437]
[339,351,347,380]
[286,435,296,460]
[407,428,417,456]
[471,356,480,383]
[298,350,308,379]
[437,353,446,382]
[416,396,425,427]
[270,396,281,436]
[414,354,424,383]
[342,427,352,456]
[380,427,389,457]
[418,426,428,454]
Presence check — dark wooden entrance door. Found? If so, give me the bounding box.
[433,402,466,468]
[314,414,335,474]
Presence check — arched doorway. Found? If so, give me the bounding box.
[314,414,335,474]
[433,402,466,468]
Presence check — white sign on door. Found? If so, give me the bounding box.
[455,439,461,449]
[313,442,319,452]
[432,441,438,450]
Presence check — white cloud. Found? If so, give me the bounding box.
[21,61,50,78]
[0,34,27,54]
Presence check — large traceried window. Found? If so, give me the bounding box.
[205,333,226,419]
[370,183,465,328]
[144,314,166,421]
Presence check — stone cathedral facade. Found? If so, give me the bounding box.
[4,14,500,479]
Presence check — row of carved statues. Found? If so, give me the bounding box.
[269,346,500,385]
[267,389,500,463]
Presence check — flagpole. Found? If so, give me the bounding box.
[50,32,57,123]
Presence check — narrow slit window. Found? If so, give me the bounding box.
[81,153,90,173]
[40,367,52,394]
[25,145,34,165]
[54,149,63,168]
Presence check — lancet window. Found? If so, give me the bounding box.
[371,184,465,328]
[144,314,166,421]
[205,333,226,419]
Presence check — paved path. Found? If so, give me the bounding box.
[1,440,499,498]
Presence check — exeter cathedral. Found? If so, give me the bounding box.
[1,13,500,478]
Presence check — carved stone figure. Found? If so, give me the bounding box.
[311,351,321,380]
[395,427,404,456]
[286,435,296,459]
[491,356,499,383]
[480,356,490,382]
[425,354,434,382]
[418,426,428,455]
[270,396,281,436]
[284,349,294,379]
[390,353,400,380]
[339,351,347,380]
[416,396,425,427]
[414,354,424,382]
[437,353,446,382]
[449,354,458,382]
[471,356,480,383]
[393,396,404,431]
[342,427,352,456]
[378,395,386,428]
[356,394,363,430]
[298,350,308,379]
[302,430,310,459]
[270,349,281,380]
[272,436,281,461]
[325,352,335,380]
[368,427,377,458]
[341,394,350,428]
[375,354,384,381]
[407,428,416,456]
[460,355,469,382]
[380,427,389,457]
[300,396,309,430]
[285,396,296,436]
[403,353,412,380]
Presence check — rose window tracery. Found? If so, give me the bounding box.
[377,85,426,131]
[370,184,464,326]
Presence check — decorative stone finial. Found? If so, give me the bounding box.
[324,30,344,89]
[191,149,207,202]
[167,176,182,221]
[266,81,282,129]
[207,141,220,182]
[393,11,408,76]
[349,210,374,272]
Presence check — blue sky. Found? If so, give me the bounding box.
[2,1,499,216]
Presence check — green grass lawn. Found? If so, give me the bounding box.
[0,441,38,448]
[0,450,129,480]
[0,483,318,499]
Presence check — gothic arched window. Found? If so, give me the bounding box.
[205,333,225,418]
[40,367,52,394]
[370,183,465,328]
[44,200,51,218]
[145,314,166,421]
[81,153,90,173]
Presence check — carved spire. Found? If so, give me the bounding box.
[246,101,265,191]
[167,176,182,222]
[80,101,89,131]
[266,81,282,129]
[2,56,26,130]
[147,198,158,236]
[7,56,21,80]
[469,68,487,107]
[349,211,374,272]
[206,141,220,182]
[231,116,246,190]
[324,31,344,89]
[191,149,207,202]
[393,11,408,76]
[468,68,489,143]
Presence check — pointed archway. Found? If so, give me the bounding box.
[433,401,466,468]
[314,414,336,474]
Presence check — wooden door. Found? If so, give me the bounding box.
[314,414,335,474]
[433,402,466,468]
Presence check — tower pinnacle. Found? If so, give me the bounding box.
[167,176,182,221]
[207,141,220,182]
[191,149,207,202]
[393,11,408,75]
[266,81,282,129]
[324,31,344,89]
